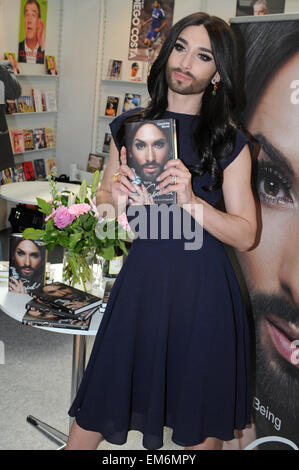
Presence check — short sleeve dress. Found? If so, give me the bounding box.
[68,109,254,449]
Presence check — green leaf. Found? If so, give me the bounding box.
[36,198,53,216]
[91,170,100,198]
[69,232,83,250]
[79,179,87,202]
[23,228,45,240]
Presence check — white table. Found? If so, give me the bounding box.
[0,268,106,448]
[0,181,82,205]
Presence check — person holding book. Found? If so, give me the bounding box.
[66,12,257,450]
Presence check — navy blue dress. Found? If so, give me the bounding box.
[68,110,253,449]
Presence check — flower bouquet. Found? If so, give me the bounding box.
[23,170,133,292]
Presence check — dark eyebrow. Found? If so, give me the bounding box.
[176,36,213,55]
[253,132,295,179]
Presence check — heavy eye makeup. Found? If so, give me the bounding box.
[257,157,294,207]
[173,42,213,62]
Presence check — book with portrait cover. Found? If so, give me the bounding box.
[32,282,102,314]
[122,93,141,113]
[1,168,14,185]
[124,118,178,204]
[6,100,18,114]
[17,96,35,113]
[46,55,58,75]
[24,298,98,322]
[33,128,46,150]
[9,234,47,295]
[23,129,34,151]
[22,304,96,331]
[129,61,144,82]
[47,158,56,176]
[4,52,20,74]
[33,158,47,180]
[22,161,36,181]
[107,59,122,80]
[10,129,24,154]
[87,153,104,173]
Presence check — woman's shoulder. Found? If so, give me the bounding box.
[219,128,254,171]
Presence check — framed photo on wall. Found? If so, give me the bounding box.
[235,0,285,16]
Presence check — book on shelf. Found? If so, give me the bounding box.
[22,161,36,181]
[5,100,18,114]
[23,129,35,151]
[44,127,55,148]
[46,55,58,75]
[130,61,144,82]
[1,168,14,185]
[102,132,111,153]
[10,129,25,154]
[87,153,104,173]
[122,93,141,113]
[43,91,57,112]
[107,59,122,80]
[33,128,46,150]
[12,164,26,182]
[47,158,56,176]
[32,88,43,112]
[99,279,116,313]
[124,118,178,204]
[22,302,96,331]
[105,96,119,117]
[33,158,47,180]
[32,281,102,315]
[4,52,20,74]
[17,96,35,113]
[9,234,47,295]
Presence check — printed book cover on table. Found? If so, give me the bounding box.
[25,298,98,322]
[124,118,178,204]
[122,93,141,113]
[105,96,119,117]
[32,282,102,314]
[9,234,47,295]
[22,306,94,331]
[99,279,116,313]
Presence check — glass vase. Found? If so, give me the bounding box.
[62,249,95,293]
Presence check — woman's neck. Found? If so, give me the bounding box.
[166,88,203,115]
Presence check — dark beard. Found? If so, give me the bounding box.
[128,158,168,185]
[165,64,212,95]
[249,291,299,429]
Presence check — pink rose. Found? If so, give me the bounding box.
[117,213,131,232]
[45,207,57,222]
[68,203,91,217]
[54,207,76,229]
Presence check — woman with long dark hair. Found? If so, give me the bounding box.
[66,12,257,450]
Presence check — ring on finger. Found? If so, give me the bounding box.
[112,172,120,183]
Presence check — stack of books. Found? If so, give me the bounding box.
[99,279,115,314]
[22,282,101,331]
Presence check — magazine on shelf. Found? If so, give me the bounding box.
[4,52,20,74]
[130,61,144,82]
[107,59,122,80]
[122,93,141,113]
[9,234,47,295]
[33,159,47,180]
[43,91,57,112]
[47,158,56,176]
[23,129,35,151]
[87,153,104,173]
[10,129,24,154]
[12,164,26,182]
[33,128,46,150]
[25,298,97,322]
[22,306,95,331]
[105,96,119,117]
[32,88,43,112]
[124,118,178,204]
[22,161,36,181]
[102,133,111,153]
[44,127,55,148]
[1,168,14,185]
[46,55,58,75]
[17,96,35,113]
[99,279,116,313]
[32,281,102,314]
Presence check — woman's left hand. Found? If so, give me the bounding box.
[156,159,196,207]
